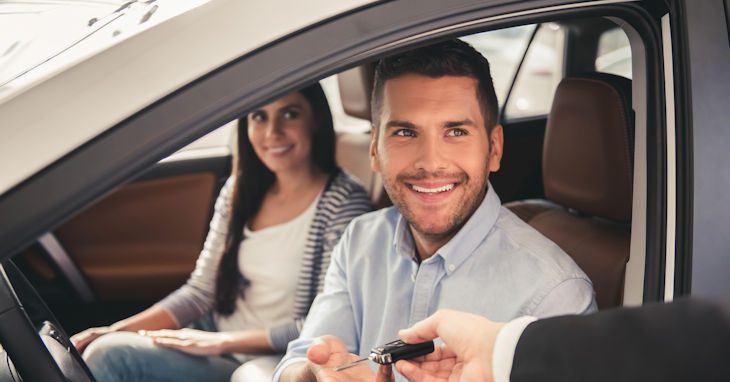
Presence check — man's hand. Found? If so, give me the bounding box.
[393,310,505,382]
[303,335,394,382]
[141,328,233,356]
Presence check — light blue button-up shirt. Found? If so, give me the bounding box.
[274,185,596,380]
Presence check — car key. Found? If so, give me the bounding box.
[334,339,435,371]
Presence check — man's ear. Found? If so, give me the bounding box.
[488,124,504,173]
[369,126,381,172]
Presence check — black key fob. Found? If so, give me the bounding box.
[369,339,435,365]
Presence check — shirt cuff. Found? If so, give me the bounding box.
[492,316,537,382]
[272,357,308,382]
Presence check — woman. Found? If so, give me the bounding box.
[71,83,372,381]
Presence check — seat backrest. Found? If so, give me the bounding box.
[505,73,634,310]
[335,132,385,205]
[335,64,391,208]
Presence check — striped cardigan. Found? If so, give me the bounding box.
[157,169,372,352]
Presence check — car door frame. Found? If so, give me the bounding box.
[665,0,730,299]
[0,0,671,304]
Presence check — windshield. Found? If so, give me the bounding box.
[0,0,208,100]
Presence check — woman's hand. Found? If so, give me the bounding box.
[71,326,114,354]
[141,328,235,356]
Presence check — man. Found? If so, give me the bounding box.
[395,298,730,382]
[274,39,596,382]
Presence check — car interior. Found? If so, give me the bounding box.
[11,16,639,337]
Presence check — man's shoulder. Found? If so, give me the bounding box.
[333,207,400,269]
[346,206,400,233]
[493,206,588,280]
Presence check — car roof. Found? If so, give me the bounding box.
[0,0,376,196]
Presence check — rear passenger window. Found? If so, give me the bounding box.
[595,27,632,79]
[460,25,535,109]
[321,75,372,134]
[503,23,566,120]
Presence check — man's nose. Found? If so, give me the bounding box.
[413,135,447,172]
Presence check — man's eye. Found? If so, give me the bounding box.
[394,129,416,137]
[447,128,467,137]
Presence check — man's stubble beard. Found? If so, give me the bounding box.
[382,166,490,243]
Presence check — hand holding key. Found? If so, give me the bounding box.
[394,309,505,382]
[335,340,436,371]
[305,335,394,382]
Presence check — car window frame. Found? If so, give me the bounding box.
[0,0,669,305]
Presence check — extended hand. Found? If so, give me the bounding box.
[394,310,505,382]
[141,328,233,356]
[305,335,393,382]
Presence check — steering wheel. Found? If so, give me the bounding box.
[0,261,95,381]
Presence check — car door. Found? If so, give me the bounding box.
[15,125,233,332]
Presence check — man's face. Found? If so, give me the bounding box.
[371,74,503,241]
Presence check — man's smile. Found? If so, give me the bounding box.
[404,180,462,203]
[410,183,455,193]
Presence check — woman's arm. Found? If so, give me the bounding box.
[221,329,274,354]
[155,177,235,326]
[140,327,275,356]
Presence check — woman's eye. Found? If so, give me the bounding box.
[282,109,301,119]
[250,111,266,123]
[447,128,467,137]
[394,129,416,137]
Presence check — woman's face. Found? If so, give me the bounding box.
[247,92,315,174]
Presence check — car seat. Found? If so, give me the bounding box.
[505,73,634,310]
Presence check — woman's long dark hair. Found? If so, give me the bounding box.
[215,83,337,315]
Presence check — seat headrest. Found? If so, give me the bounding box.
[543,73,634,222]
[336,63,375,120]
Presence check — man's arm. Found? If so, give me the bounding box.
[396,298,730,382]
[511,297,730,382]
[528,278,596,317]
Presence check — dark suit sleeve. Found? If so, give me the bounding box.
[510,297,730,382]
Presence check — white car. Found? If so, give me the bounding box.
[0,0,727,380]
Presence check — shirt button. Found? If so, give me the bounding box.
[448,264,456,272]
[411,273,417,282]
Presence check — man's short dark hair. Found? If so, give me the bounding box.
[371,39,499,131]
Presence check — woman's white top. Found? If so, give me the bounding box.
[216,193,320,333]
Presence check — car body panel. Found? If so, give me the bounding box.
[3,1,730,379]
[0,0,377,196]
[677,0,730,297]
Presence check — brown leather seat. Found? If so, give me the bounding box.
[335,64,392,209]
[505,73,634,310]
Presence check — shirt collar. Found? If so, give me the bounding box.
[392,182,502,272]
[393,212,417,262]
